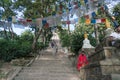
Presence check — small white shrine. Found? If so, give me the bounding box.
[82,32,94,48]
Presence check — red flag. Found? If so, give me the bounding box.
[101,18,106,23]
[84,15,89,19]
[45,23,49,28]
[66,21,71,24]
[26,19,32,22]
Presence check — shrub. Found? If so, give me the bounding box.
[70,33,84,55]
[0,39,32,62]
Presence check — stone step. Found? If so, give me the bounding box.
[31,64,63,66]
[19,69,77,73]
[13,48,79,80]
[14,77,49,80]
[17,72,76,77]
[14,73,79,80]
[20,69,77,73]
[21,67,77,71]
[14,76,80,80]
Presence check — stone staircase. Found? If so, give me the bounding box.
[13,48,80,80]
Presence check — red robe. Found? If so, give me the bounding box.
[77,54,88,70]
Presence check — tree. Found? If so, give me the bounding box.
[20,30,34,43]
[13,0,70,51]
[0,0,16,39]
[113,2,120,25]
[58,29,71,47]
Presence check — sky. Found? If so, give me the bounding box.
[12,0,120,35]
[12,24,30,35]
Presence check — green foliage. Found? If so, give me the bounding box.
[70,33,84,55]
[113,2,120,25]
[15,41,32,58]
[88,34,96,47]
[99,33,105,43]
[0,31,18,39]
[0,0,16,18]
[58,29,70,47]
[0,39,32,62]
[20,30,34,43]
[0,30,34,62]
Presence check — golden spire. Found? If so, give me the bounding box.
[84,32,88,39]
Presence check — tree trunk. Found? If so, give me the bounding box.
[3,22,8,39]
[8,22,14,39]
[32,28,42,50]
[10,26,14,39]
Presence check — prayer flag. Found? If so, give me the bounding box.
[105,19,110,28]
[85,15,89,19]
[42,20,47,26]
[12,16,17,23]
[85,19,90,24]
[84,0,88,4]
[101,18,106,23]
[26,19,32,22]
[91,19,96,24]
[66,21,71,24]
[91,12,96,18]
[36,18,42,26]
[96,19,101,23]
[7,17,12,22]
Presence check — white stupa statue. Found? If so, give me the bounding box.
[82,32,94,48]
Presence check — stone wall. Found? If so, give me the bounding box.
[80,47,120,80]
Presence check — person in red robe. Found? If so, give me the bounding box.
[77,51,88,71]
